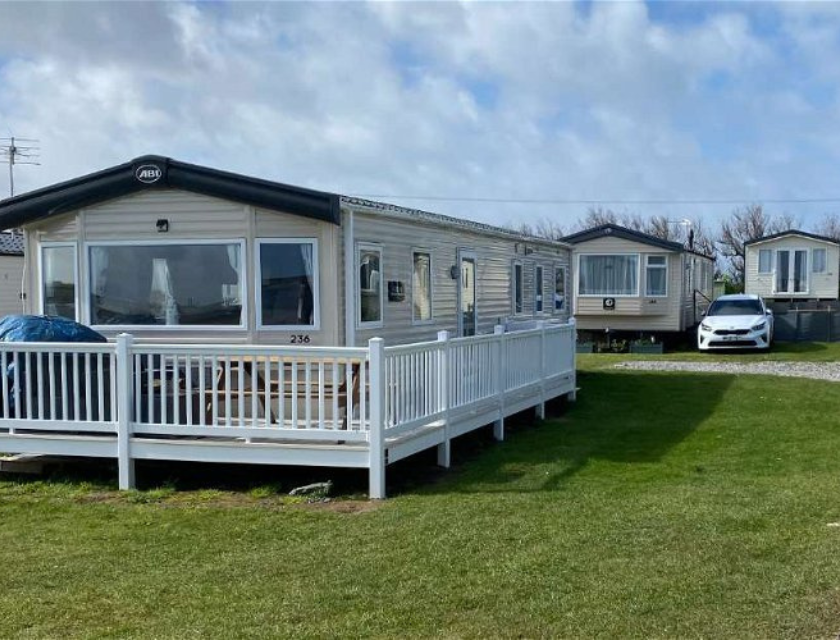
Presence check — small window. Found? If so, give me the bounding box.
[412,251,433,323]
[42,244,77,320]
[554,265,566,312]
[813,248,827,273]
[645,255,667,297]
[258,239,319,329]
[358,244,383,327]
[535,265,544,313]
[513,261,524,314]
[758,249,772,274]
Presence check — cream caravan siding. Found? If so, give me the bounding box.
[24,189,341,345]
[745,236,840,300]
[0,255,24,318]
[573,236,685,332]
[350,211,570,346]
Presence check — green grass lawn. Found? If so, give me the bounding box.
[3,358,840,638]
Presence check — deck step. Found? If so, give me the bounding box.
[0,453,57,475]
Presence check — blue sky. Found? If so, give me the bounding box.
[1,1,840,235]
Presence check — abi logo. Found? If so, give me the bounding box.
[135,164,163,184]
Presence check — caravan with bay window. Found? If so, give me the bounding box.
[562,223,715,336]
[0,156,572,347]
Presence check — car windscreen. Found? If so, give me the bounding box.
[707,299,764,316]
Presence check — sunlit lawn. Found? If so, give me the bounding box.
[2,350,840,638]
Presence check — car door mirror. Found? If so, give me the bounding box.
[766,309,773,316]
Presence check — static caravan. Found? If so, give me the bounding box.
[0,156,577,498]
[0,231,24,318]
[562,224,714,335]
[744,230,840,301]
[0,155,572,344]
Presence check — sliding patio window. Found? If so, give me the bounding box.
[412,250,433,323]
[645,255,668,297]
[88,241,245,327]
[42,243,77,320]
[578,254,639,296]
[358,244,383,328]
[554,265,566,312]
[257,239,319,329]
[775,249,808,294]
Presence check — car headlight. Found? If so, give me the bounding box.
[752,321,766,331]
[700,323,712,331]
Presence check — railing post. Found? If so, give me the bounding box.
[568,317,578,401]
[368,337,386,499]
[436,330,451,468]
[116,333,135,490]
[536,321,546,420]
[493,325,505,441]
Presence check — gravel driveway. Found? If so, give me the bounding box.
[614,360,840,383]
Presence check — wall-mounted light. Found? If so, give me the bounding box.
[156,219,169,233]
[449,265,459,279]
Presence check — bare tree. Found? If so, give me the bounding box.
[577,206,619,230]
[690,217,716,258]
[717,204,797,283]
[644,215,673,241]
[814,213,840,241]
[506,217,566,240]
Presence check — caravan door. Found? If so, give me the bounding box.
[457,250,477,337]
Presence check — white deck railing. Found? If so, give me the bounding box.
[0,321,577,498]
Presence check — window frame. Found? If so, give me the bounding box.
[356,242,384,330]
[644,254,668,298]
[40,242,79,320]
[813,247,827,274]
[411,248,434,326]
[773,248,809,295]
[255,237,321,331]
[84,238,248,331]
[553,264,567,314]
[535,265,544,314]
[512,259,524,315]
[758,249,772,274]
[577,253,641,298]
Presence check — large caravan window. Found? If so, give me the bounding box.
[257,239,319,329]
[512,261,524,314]
[645,255,667,297]
[535,265,544,313]
[554,265,566,312]
[88,242,244,327]
[42,244,76,320]
[412,251,433,323]
[579,255,639,296]
[358,244,383,327]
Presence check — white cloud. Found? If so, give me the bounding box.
[0,1,838,233]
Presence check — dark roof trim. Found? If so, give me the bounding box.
[0,156,341,229]
[744,229,840,247]
[562,223,689,252]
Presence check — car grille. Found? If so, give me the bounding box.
[708,339,758,347]
[713,329,750,336]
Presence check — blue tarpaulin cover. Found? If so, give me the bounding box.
[0,315,106,343]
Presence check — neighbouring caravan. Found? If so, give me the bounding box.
[744,230,840,301]
[562,223,715,335]
[0,231,24,318]
[0,156,573,345]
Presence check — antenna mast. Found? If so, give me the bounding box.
[0,137,40,197]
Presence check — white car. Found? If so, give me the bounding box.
[697,294,774,351]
